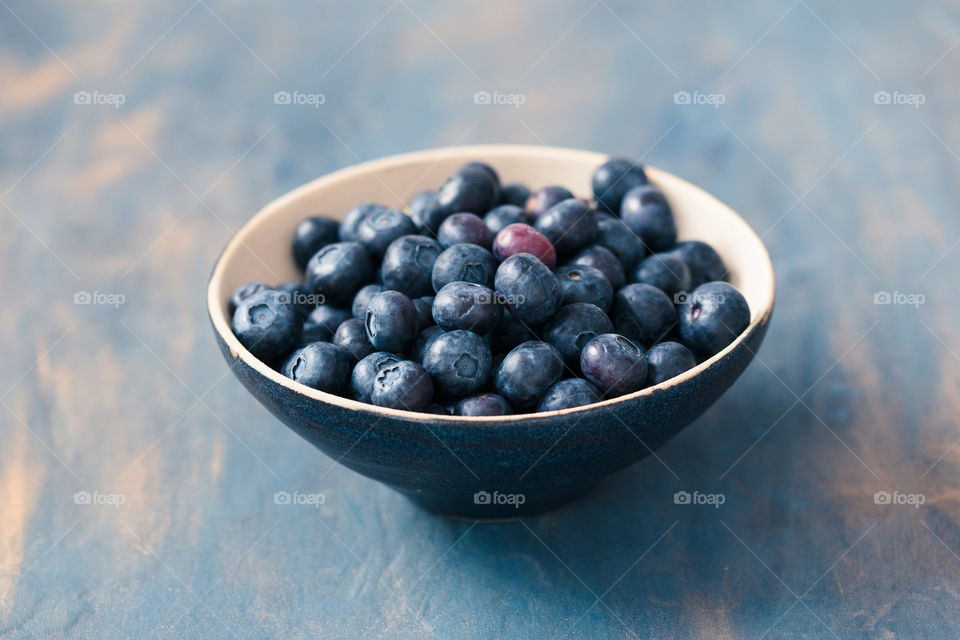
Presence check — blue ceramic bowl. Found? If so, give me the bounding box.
[207,145,775,518]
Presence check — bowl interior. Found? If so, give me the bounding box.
[208,144,775,419]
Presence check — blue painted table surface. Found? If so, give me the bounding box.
[2,1,959,638]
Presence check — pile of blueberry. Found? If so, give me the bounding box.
[230,158,751,415]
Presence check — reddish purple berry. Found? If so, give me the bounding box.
[493,223,556,269]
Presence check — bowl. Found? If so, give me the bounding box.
[207,144,775,518]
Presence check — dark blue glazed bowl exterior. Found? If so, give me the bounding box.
[211,318,770,517]
[207,145,776,518]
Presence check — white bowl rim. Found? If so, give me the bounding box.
[207,143,776,423]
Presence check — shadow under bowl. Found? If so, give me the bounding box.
[207,144,775,518]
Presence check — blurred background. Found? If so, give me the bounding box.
[2,1,959,638]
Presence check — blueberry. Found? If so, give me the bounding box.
[494,253,562,324]
[432,282,502,334]
[555,264,613,311]
[591,158,648,214]
[292,216,338,270]
[570,244,626,291]
[352,352,403,403]
[437,212,494,249]
[333,317,376,362]
[493,223,556,269]
[413,296,435,330]
[631,253,691,298]
[411,325,445,362]
[232,289,302,366]
[370,360,433,411]
[422,329,493,399]
[408,191,442,234]
[280,342,351,394]
[580,333,647,397]
[340,203,387,241]
[669,241,727,288]
[499,183,531,208]
[490,310,542,355]
[230,281,270,314]
[484,204,529,234]
[352,284,384,319]
[543,303,614,368]
[644,341,698,386]
[494,341,564,409]
[355,206,417,258]
[678,282,750,357]
[620,185,676,252]
[611,284,677,347]
[432,243,498,292]
[537,378,601,411]
[457,161,500,187]
[380,235,442,298]
[364,290,420,353]
[302,305,352,343]
[596,215,645,270]
[455,393,512,416]
[433,168,499,221]
[303,241,374,306]
[525,186,574,220]
[535,198,598,257]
